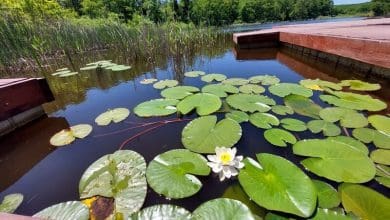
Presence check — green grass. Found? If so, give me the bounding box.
[335,2,373,16]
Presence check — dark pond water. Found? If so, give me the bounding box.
[1,28,389,218]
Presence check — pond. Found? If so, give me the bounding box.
[0,30,389,219]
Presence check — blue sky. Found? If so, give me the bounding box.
[334,0,370,5]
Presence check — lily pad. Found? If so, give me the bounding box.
[293,139,375,183]
[264,129,297,147]
[376,164,390,177]
[300,79,342,91]
[227,94,275,113]
[339,183,390,220]
[249,113,279,129]
[52,70,71,76]
[269,83,313,98]
[106,65,131,72]
[280,118,307,132]
[239,84,265,94]
[249,75,280,85]
[146,149,210,199]
[153,80,179,89]
[130,205,191,220]
[284,95,322,119]
[368,115,390,135]
[0,194,23,213]
[33,201,89,220]
[226,111,249,123]
[192,198,254,220]
[311,208,354,220]
[58,72,79,77]
[312,180,340,209]
[161,86,199,100]
[50,124,93,147]
[80,65,99,71]
[320,91,387,111]
[181,116,242,153]
[222,78,249,86]
[133,99,179,117]
[376,176,390,188]
[177,93,221,116]
[238,154,317,217]
[307,120,341,137]
[340,80,381,91]
[201,73,227,82]
[319,107,368,128]
[352,128,390,149]
[327,136,368,155]
[370,149,390,165]
[202,84,239,97]
[79,150,147,216]
[140,78,158,84]
[271,105,294,116]
[184,71,206,77]
[95,108,130,126]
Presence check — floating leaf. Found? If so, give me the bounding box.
[371,149,390,165]
[327,136,368,155]
[140,78,158,84]
[106,65,131,72]
[319,107,368,128]
[284,94,322,119]
[0,194,23,213]
[153,80,179,89]
[202,84,239,97]
[320,91,387,111]
[264,129,296,147]
[352,128,390,149]
[33,201,89,220]
[146,149,210,199]
[249,113,279,129]
[182,116,242,153]
[376,164,390,177]
[280,118,307,132]
[293,139,375,183]
[95,108,130,126]
[312,180,340,209]
[79,150,147,216]
[300,79,342,91]
[340,80,381,91]
[227,94,275,113]
[130,205,191,220]
[376,176,390,188]
[192,198,254,220]
[52,70,71,76]
[311,208,354,220]
[239,84,265,94]
[339,183,390,220]
[133,99,179,117]
[238,154,317,217]
[226,111,249,123]
[58,71,79,77]
[269,83,313,98]
[271,105,294,116]
[80,65,99,71]
[307,120,341,137]
[249,75,280,85]
[50,124,93,147]
[222,78,249,86]
[264,213,290,220]
[177,93,221,116]
[368,115,390,135]
[56,67,69,72]
[201,73,227,82]
[161,86,199,100]
[184,71,206,77]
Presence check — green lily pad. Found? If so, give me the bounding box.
[368,115,390,135]
[226,111,249,123]
[264,129,297,147]
[249,75,280,85]
[177,93,221,116]
[293,139,375,183]
[184,71,206,77]
[284,95,322,119]
[352,128,390,149]
[79,150,147,216]
[201,73,227,82]
[0,194,23,213]
[222,78,249,86]
[80,65,99,71]
[371,149,390,165]
[311,208,354,220]
[238,154,317,217]
[140,78,158,85]
[33,201,89,220]
[146,149,210,199]
[320,91,387,111]
[249,113,279,129]
[227,94,275,113]
[376,164,390,177]
[95,108,130,126]
[319,107,368,128]
[52,70,71,76]
[339,183,390,220]
[56,67,69,72]
[58,71,79,77]
[327,136,369,155]
[106,64,131,72]
[269,83,313,98]
[307,120,341,137]
[192,198,254,220]
[161,86,199,100]
[300,79,342,91]
[181,116,242,153]
[239,84,265,94]
[376,176,390,188]
[153,80,179,89]
[202,84,239,97]
[271,105,294,116]
[50,124,93,147]
[280,118,307,132]
[130,205,191,220]
[133,99,179,117]
[312,180,340,209]
[340,80,381,91]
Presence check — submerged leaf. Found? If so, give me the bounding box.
[227,94,275,113]
[222,78,249,86]
[269,83,313,98]
[177,93,221,116]
[312,180,340,209]
[340,80,381,91]
[153,80,179,89]
[352,128,390,149]
[249,113,279,129]
[368,115,390,136]
[264,129,297,147]
[192,198,254,220]
[33,201,89,220]
[307,120,341,137]
[249,75,280,85]
[131,205,191,220]
[320,91,387,111]
[239,84,265,94]
[0,194,23,213]
[284,95,322,119]
[201,73,227,82]
[161,86,199,100]
[202,84,239,97]
[184,71,206,77]
[370,149,390,165]
[319,107,368,128]
[226,111,249,123]
[50,124,93,147]
[95,108,130,126]
[134,99,179,117]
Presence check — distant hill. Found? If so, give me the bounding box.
[335,2,372,15]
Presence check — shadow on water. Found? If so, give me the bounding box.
[0,32,389,217]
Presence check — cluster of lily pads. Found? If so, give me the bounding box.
[1,71,390,219]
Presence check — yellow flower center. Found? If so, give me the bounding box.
[220,152,232,165]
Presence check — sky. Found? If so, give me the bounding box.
[333,0,370,5]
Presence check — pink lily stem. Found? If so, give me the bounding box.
[118,123,165,150]
[342,127,350,137]
[94,123,154,138]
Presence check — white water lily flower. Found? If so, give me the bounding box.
[207,147,244,181]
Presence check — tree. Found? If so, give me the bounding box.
[372,0,390,16]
